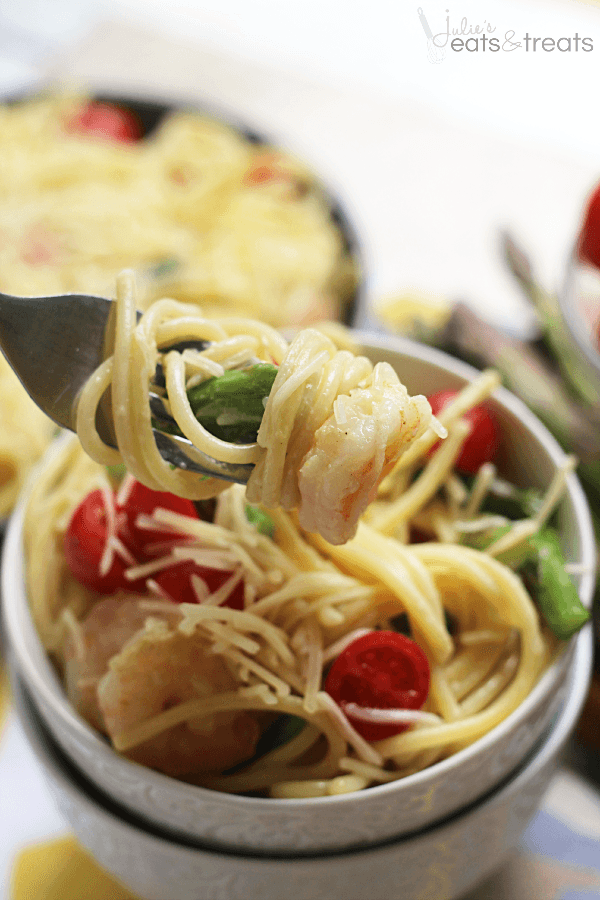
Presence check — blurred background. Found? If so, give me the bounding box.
[1,0,600,334]
[1,1,600,897]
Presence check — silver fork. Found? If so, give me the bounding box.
[0,291,254,484]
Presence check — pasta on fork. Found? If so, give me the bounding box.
[75,270,439,544]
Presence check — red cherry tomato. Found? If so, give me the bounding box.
[153,559,245,609]
[64,481,245,608]
[578,183,600,270]
[243,152,281,185]
[428,390,500,475]
[118,481,198,559]
[65,101,143,143]
[244,164,279,185]
[64,490,134,594]
[64,482,197,593]
[324,631,430,742]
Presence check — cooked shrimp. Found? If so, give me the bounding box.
[97,617,261,777]
[297,363,432,544]
[63,594,168,732]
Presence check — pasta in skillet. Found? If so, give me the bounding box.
[0,92,358,515]
[0,94,356,323]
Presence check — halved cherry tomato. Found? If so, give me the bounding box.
[63,490,138,594]
[118,481,198,559]
[243,152,306,196]
[428,390,500,475]
[64,482,198,593]
[243,152,282,186]
[64,481,245,609]
[578,182,600,270]
[65,101,143,143]
[324,631,430,742]
[20,224,61,267]
[244,164,279,185]
[153,559,245,609]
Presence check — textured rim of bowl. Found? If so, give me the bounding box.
[12,622,594,862]
[2,334,596,821]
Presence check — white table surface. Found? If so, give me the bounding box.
[1,3,600,897]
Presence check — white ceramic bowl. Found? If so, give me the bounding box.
[10,624,593,900]
[2,334,596,854]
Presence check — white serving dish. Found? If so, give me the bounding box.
[2,334,596,854]
[9,624,593,900]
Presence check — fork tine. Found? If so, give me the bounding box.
[152,429,253,483]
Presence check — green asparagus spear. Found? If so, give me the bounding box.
[253,714,306,757]
[463,523,533,569]
[106,463,127,482]
[501,230,600,409]
[152,363,278,443]
[186,364,278,443]
[437,302,600,462]
[530,529,591,640]
[460,473,543,520]
[223,714,306,774]
[245,504,275,537]
[464,524,590,639]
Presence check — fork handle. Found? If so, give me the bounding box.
[0,291,115,440]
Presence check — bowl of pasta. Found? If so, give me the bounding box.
[0,89,362,520]
[9,622,594,900]
[2,313,595,855]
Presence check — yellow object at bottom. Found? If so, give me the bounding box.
[11,835,141,900]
